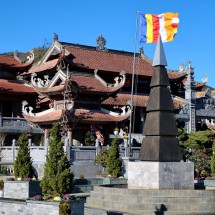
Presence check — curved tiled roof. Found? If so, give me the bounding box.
[196,82,206,88]
[34,85,65,94]
[196,91,206,99]
[33,74,122,95]
[23,110,63,123]
[73,109,129,124]
[23,108,129,124]
[102,93,148,107]
[102,93,185,109]
[0,79,36,94]
[72,74,123,94]
[27,58,59,74]
[63,44,186,80]
[0,55,33,71]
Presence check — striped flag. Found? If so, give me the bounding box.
[140,12,179,43]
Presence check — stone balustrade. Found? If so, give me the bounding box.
[1,146,141,164]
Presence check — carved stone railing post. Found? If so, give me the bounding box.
[44,129,49,161]
[12,139,16,162]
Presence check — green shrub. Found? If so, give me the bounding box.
[40,123,74,196]
[94,147,110,174]
[14,134,33,179]
[0,166,8,175]
[0,180,4,190]
[211,142,215,177]
[106,137,123,177]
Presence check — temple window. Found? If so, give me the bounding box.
[2,102,12,117]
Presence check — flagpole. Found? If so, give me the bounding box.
[127,10,140,157]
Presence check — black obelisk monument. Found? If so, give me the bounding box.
[138,35,182,162]
[127,36,194,189]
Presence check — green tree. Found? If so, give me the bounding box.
[106,138,123,177]
[94,148,110,174]
[40,123,74,196]
[14,134,33,179]
[211,142,215,177]
[183,130,214,178]
[176,118,188,158]
[184,130,214,151]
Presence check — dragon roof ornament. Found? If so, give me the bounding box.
[94,69,126,88]
[101,105,131,117]
[13,50,34,64]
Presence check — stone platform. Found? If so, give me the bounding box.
[84,186,215,215]
[127,161,194,189]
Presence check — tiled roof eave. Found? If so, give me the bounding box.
[23,110,63,124]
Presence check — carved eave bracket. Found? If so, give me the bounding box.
[101,105,131,117]
[14,50,34,64]
[31,73,50,88]
[31,65,69,89]
[94,69,126,88]
[22,101,54,117]
[22,101,36,117]
[26,50,35,63]
[22,100,74,118]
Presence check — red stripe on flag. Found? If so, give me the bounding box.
[152,15,160,43]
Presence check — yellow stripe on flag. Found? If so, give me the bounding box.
[145,14,153,43]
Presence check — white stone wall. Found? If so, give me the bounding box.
[128,161,194,189]
[0,199,84,215]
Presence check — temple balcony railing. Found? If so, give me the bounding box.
[0,117,43,134]
[176,113,189,120]
[196,110,215,118]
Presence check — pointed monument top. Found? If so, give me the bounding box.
[152,35,168,67]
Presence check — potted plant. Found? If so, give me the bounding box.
[0,179,4,197]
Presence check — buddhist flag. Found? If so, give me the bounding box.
[140,12,179,43]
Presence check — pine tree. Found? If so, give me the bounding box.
[94,147,110,174]
[106,137,123,177]
[40,123,74,196]
[14,134,33,179]
[211,142,215,177]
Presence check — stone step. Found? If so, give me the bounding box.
[92,186,215,197]
[85,205,215,215]
[85,187,215,214]
[85,198,215,212]
[86,196,215,206]
[72,185,94,193]
[87,192,215,204]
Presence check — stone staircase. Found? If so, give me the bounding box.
[84,186,215,215]
[72,178,104,193]
[72,178,127,193]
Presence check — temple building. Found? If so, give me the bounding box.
[0,51,43,145]
[1,34,214,146]
[19,34,202,146]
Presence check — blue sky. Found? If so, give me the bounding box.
[0,0,214,87]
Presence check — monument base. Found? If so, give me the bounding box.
[128,161,194,189]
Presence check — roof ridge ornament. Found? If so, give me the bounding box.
[13,50,22,63]
[96,34,107,52]
[53,33,58,42]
